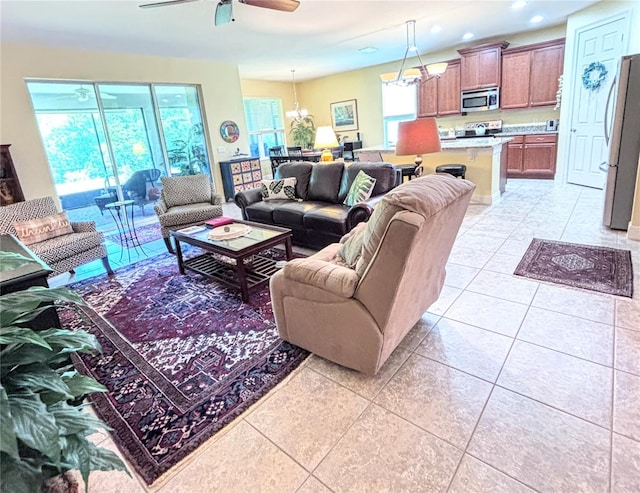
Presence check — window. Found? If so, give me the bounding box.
[382,84,417,147]
[243,98,285,159]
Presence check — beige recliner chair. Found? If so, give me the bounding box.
[270,174,475,375]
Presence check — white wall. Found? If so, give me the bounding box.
[0,43,248,201]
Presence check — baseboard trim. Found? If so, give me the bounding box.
[627,223,640,241]
[471,191,502,205]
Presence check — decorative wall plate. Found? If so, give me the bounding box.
[220,120,240,143]
[208,223,251,240]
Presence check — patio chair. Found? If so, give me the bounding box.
[122,168,162,215]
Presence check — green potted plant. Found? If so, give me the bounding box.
[0,253,128,493]
[289,115,316,149]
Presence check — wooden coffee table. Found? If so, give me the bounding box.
[170,220,292,303]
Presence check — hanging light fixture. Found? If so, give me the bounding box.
[380,20,448,86]
[285,69,308,122]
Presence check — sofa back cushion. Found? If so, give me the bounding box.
[338,162,398,203]
[275,162,312,200]
[307,162,344,203]
[161,174,211,208]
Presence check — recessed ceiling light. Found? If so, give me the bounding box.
[162,98,169,103]
[512,1,527,9]
[531,15,544,23]
[359,46,378,54]
[462,32,474,40]
[431,25,442,34]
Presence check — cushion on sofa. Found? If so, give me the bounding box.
[245,200,290,223]
[261,177,297,200]
[161,174,212,208]
[272,201,325,227]
[156,203,222,228]
[303,204,350,236]
[275,162,313,200]
[344,170,376,207]
[13,211,73,246]
[29,231,103,264]
[307,162,344,203]
[338,162,398,203]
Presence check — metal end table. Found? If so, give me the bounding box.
[105,200,146,262]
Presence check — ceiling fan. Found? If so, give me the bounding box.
[139,0,300,26]
[55,86,117,102]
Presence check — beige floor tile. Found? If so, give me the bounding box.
[444,291,529,337]
[246,367,368,470]
[307,346,411,400]
[616,298,640,332]
[518,307,614,366]
[495,237,536,257]
[498,340,612,426]
[444,263,480,289]
[532,283,615,325]
[448,246,494,268]
[482,252,523,275]
[615,327,640,375]
[449,455,535,493]
[468,387,610,493]
[467,270,539,305]
[398,312,440,351]
[614,370,640,442]
[375,354,492,448]
[612,433,640,493]
[415,318,512,382]
[295,476,332,493]
[427,285,463,316]
[314,404,462,493]
[454,232,507,253]
[158,421,307,493]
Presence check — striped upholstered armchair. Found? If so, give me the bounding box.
[0,196,112,277]
[154,174,223,253]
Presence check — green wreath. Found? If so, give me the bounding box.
[582,62,608,90]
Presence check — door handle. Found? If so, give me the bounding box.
[603,76,616,146]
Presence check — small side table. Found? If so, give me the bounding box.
[105,200,146,261]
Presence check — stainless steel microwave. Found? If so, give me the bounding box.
[461,88,500,112]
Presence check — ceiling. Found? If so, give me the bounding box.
[1,0,600,82]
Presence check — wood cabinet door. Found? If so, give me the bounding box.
[417,75,438,117]
[460,52,480,90]
[506,141,524,176]
[501,51,531,109]
[477,47,501,88]
[437,61,461,116]
[523,135,557,177]
[529,43,565,107]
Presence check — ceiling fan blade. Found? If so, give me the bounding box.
[239,0,299,12]
[139,0,200,9]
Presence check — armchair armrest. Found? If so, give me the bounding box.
[211,193,223,206]
[154,199,168,216]
[71,221,96,233]
[235,188,263,212]
[283,258,359,298]
[346,195,385,230]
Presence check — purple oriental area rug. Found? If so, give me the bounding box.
[105,222,162,247]
[514,238,633,297]
[62,250,308,485]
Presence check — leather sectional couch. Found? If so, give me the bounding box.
[234,161,401,249]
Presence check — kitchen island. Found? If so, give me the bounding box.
[362,137,512,204]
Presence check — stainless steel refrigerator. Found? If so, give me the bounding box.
[603,54,640,230]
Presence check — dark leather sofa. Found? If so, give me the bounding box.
[235,161,401,249]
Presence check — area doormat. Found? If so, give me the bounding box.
[514,238,633,297]
[105,222,162,247]
[62,250,308,485]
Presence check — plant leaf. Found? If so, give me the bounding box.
[0,326,52,349]
[0,386,19,459]
[8,392,61,464]
[50,402,109,436]
[63,373,107,398]
[0,251,38,272]
[0,452,43,493]
[5,363,72,399]
[0,345,57,371]
[39,328,101,354]
[0,286,85,327]
[64,435,129,487]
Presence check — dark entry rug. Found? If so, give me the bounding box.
[105,222,162,247]
[61,250,308,485]
[514,238,633,297]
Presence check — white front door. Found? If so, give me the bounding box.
[566,15,629,189]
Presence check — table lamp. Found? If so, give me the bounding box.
[395,117,441,166]
[314,126,339,162]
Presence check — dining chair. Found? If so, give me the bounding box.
[287,146,303,157]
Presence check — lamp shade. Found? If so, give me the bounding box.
[426,62,448,77]
[314,126,339,149]
[395,118,441,157]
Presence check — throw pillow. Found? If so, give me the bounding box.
[261,177,297,201]
[344,170,376,207]
[338,222,367,268]
[13,211,73,246]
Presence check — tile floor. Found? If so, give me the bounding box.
[51,180,640,492]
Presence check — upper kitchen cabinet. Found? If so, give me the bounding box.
[501,38,565,109]
[417,60,461,117]
[458,42,509,91]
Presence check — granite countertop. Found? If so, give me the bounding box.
[438,122,559,139]
[441,137,513,148]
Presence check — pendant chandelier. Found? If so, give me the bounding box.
[380,20,448,86]
[285,69,308,122]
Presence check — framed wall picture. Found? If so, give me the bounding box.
[330,99,359,132]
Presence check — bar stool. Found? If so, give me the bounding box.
[435,164,467,179]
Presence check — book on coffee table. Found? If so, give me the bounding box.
[205,216,234,228]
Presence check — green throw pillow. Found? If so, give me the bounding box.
[344,170,376,207]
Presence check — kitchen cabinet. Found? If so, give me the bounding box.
[507,134,557,179]
[219,156,262,201]
[501,39,565,109]
[458,42,509,91]
[417,60,460,117]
